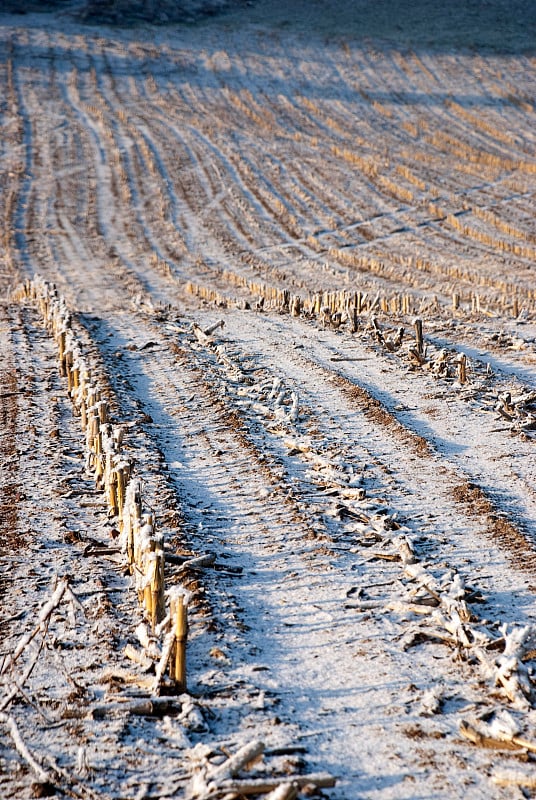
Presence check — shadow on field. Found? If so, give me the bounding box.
[222,0,536,55]
[3,0,536,54]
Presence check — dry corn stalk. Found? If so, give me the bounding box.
[169,590,188,690]
[492,770,536,788]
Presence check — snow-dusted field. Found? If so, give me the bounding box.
[2,2,536,798]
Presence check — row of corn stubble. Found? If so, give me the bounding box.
[13,275,187,693]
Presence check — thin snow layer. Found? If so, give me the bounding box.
[2,3,536,799]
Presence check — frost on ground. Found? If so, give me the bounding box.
[1,1,536,798]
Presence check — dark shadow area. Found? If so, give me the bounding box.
[2,0,536,54]
[222,0,536,55]
[1,0,232,24]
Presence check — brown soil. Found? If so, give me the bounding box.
[0,305,21,600]
[452,482,536,573]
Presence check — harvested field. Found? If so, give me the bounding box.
[2,2,536,798]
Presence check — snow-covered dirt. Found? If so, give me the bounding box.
[2,2,536,798]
